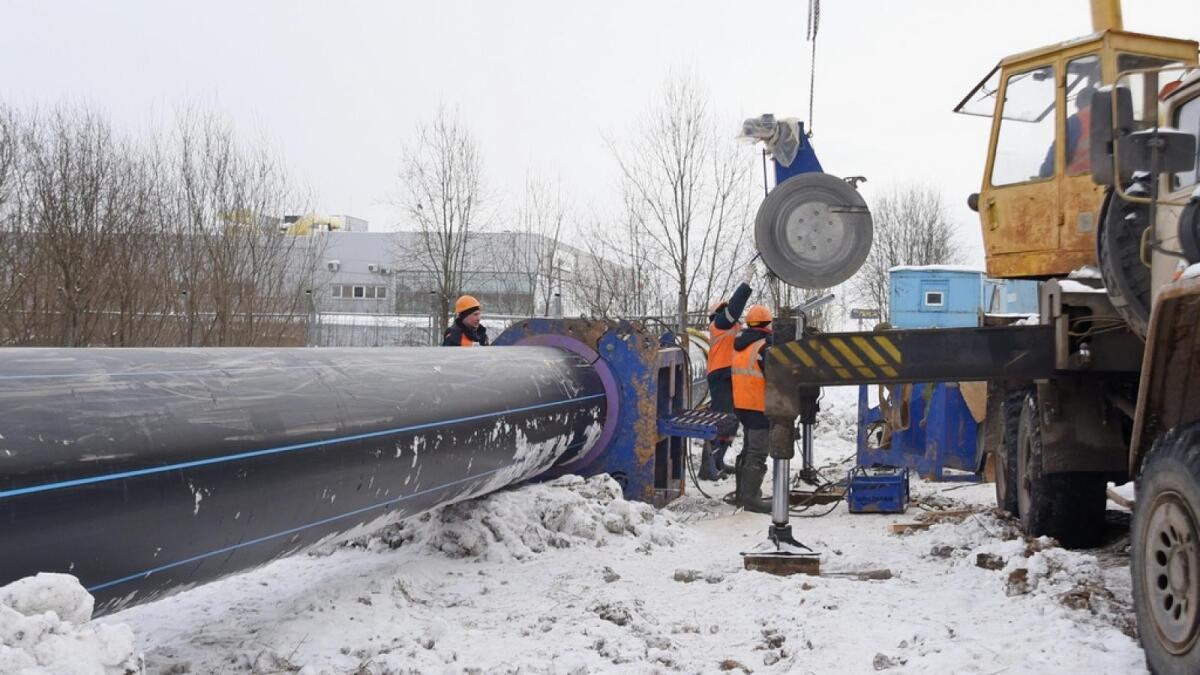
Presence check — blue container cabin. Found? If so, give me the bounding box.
[858,267,1038,480]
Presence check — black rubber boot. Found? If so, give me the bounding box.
[738,463,772,513]
[698,442,721,481]
[712,440,731,474]
[735,426,773,513]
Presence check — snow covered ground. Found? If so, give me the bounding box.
[3,387,1145,674]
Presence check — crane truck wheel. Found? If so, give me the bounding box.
[993,390,1026,516]
[1132,424,1200,675]
[1015,391,1105,548]
[1098,185,1153,339]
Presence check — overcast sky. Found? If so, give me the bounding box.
[3,1,1198,266]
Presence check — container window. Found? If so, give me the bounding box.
[925,291,944,307]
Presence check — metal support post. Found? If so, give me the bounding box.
[771,458,791,524]
[797,388,820,485]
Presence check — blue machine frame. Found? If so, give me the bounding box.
[495,318,720,505]
[857,383,980,481]
[772,121,823,185]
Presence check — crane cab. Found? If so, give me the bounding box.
[955,29,1197,279]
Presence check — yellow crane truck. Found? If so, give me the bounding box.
[752,2,1200,670]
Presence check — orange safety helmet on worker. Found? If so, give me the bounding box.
[443,294,489,347]
[731,305,773,413]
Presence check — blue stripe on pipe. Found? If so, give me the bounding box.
[0,393,605,500]
[87,437,588,588]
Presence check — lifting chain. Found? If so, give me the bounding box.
[806,0,821,136]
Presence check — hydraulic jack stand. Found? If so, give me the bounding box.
[795,393,821,486]
[741,388,822,576]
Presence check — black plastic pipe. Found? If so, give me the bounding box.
[0,346,606,613]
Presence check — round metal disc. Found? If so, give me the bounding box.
[754,173,873,289]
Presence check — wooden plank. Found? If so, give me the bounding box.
[789,488,845,506]
[890,522,932,534]
[821,569,893,581]
[743,554,821,576]
[915,509,977,523]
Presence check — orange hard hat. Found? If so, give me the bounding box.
[745,304,773,326]
[454,294,481,315]
[709,299,728,315]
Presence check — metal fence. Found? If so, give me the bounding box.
[308,313,527,348]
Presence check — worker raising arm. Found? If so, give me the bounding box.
[699,264,756,481]
[443,295,489,347]
[731,304,774,513]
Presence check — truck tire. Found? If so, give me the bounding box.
[1098,185,1152,339]
[1132,423,1200,675]
[994,390,1026,515]
[1015,392,1106,547]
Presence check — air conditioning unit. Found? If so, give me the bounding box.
[367,263,380,273]
[378,266,391,275]
[326,260,340,272]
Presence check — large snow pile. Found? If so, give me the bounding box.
[346,473,683,561]
[0,573,143,674]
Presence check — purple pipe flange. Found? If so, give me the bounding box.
[512,333,620,474]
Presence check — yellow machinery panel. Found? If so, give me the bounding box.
[957,31,1197,279]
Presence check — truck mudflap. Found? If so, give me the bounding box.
[1131,276,1200,474]
[765,325,1056,390]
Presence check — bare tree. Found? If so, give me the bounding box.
[0,102,318,347]
[504,172,568,316]
[171,108,316,346]
[393,105,485,332]
[850,183,960,321]
[610,71,752,343]
[567,197,667,321]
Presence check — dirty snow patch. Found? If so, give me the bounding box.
[0,573,144,674]
[346,474,683,561]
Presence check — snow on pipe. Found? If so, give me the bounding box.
[0,346,609,614]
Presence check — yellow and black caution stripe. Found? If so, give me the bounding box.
[769,333,903,382]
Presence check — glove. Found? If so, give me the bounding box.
[742,263,757,284]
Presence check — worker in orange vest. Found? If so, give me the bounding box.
[443,295,489,346]
[730,304,774,513]
[1039,85,1094,177]
[1065,86,1094,174]
[699,263,757,480]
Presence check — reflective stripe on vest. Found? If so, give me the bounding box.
[461,333,476,347]
[731,338,766,412]
[707,321,740,373]
[1067,108,1092,174]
